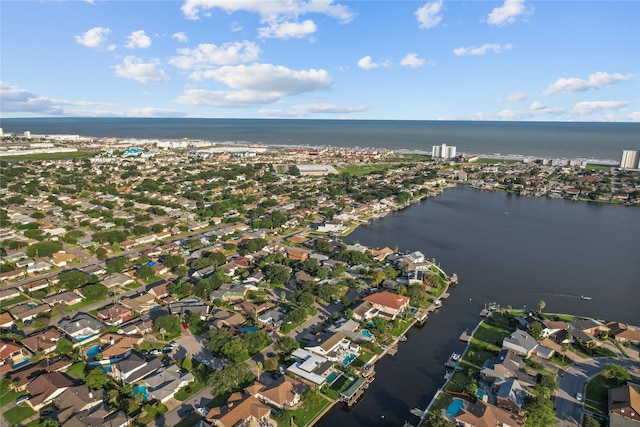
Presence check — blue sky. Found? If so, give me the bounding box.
[1,0,638,121]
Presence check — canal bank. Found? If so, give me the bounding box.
[316,185,639,427]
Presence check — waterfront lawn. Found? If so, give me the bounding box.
[389,318,413,337]
[443,371,467,394]
[273,395,332,427]
[430,393,453,412]
[461,347,495,371]
[66,361,87,379]
[3,404,36,425]
[351,351,375,368]
[470,321,511,352]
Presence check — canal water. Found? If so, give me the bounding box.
[316,185,640,427]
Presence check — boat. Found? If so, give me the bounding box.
[433,299,443,308]
[580,295,592,300]
[444,370,453,380]
[399,335,407,342]
[445,352,461,368]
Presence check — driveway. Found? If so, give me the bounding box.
[555,357,640,427]
[174,334,225,369]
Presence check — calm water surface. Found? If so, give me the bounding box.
[317,185,639,427]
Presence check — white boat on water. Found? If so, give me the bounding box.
[580,295,592,300]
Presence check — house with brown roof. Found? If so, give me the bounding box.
[608,383,640,426]
[18,278,49,293]
[0,340,29,374]
[22,328,62,355]
[286,247,310,262]
[25,372,74,410]
[250,376,306,410]
[0,269,24,282]
[0,312,14,329]
[0,287,21,302]
[98,333,144,360]
[51,251,76,267]
[362,291,410,320]
[368,247,394,262]
[606,322,640,345]
[53,385,107,424]
[453,399,525,427]
[148,280,169,298]
[42,291,83,306]
[206,392,271,427]
[6,356,72,391]
[97,304,133,326]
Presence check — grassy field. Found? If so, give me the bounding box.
[585,374,610,414]
[66,361,87,379]
[0,378,26,408]
[274,395,332,427]
[337,163,393,176]
[174,381,206,401]
[0,151,98,161]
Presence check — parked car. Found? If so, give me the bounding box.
[149,349,161,355]
[169,341,179,347]
[201,359,210,366]
[162,346,173,353]
[576,392,583,402]
[15,395,29,405]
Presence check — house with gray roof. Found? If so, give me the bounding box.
[144,364,194,403]
[111,353,162,385]
[57,312,103,342]
[502,330,539,358]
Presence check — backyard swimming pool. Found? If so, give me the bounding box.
[326,372,340,384]
[133,385,150,401]
[447,399,464,417]
[361,329,372,338]
[342,353,357,366]
[86,345,101,358]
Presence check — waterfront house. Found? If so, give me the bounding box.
[493,377,529,416]
[606,322,640,345]
[249,375,306,410]
[206,392,271,427]
[287,348,335,387]
[25,372,74,411]
[453,399,526,427]
[502,330,539,358]
[608,383,640,426]
[305,332,357,362]
[362,291,410,320]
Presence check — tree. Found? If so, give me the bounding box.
[523,396,556,427]
[56,338,74,355]
[208,362,255,396]
[80,284,107,300]
[135,265,155,280]
[538,300,546,314]
[106,257,128,274]
[26,241,63,258]
[181,353,193,372]
[265,264,290,286]
[424,411,455,427]
[58,271,94,291]
[274,336,299,357]
[602,363,630,385]
[86,368,110,389]
[528,322,544,340]
[153,314,182,338]
[582,415,602,427]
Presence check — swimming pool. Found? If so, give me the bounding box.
[447,399,464,417]
[86,345,101,358]
[361,329,373,338]
[342,353,357,366]
[326,372,340,384]
[133,385,150,401]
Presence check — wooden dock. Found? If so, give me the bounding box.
[386,346,398,356]
[440,292,450,299]
[459,331,472,342]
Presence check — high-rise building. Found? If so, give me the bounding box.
[432,143,457,159]
[620,150,640,170]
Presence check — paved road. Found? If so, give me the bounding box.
[555,357,640,427]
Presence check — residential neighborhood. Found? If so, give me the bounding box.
[0,135,638,427]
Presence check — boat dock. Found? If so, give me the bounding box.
[459,330,472,342]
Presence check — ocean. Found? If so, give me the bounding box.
[1,118,638,162]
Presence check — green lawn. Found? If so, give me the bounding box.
[175,381,206,401]
[389,318,413,337]
[585,374,614,415]
[66,361,87,379]
[351,351,375,368]
[0,378,27,408]
[62,294,108,313]
[430,393,453,412]
[274,395,332,427]
[0,295,28,309]
[337,164,394,177]
[3,403,36,425]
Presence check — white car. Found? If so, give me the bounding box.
[201,359,210,366]
[576,392,583,402]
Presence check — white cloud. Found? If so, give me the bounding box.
[113,56,170,83]
[194,63,332,95]
[169,41,261,70]
[260,103,368,117]
[627,112,640,121]
[543,71,636,96]
[529,101,546,111]
[181,0,354,23]
[453,43,512,56]
[357,56,390,70]
[415,0,443,29]
[0,81,185,117]
[572,100,630,115]
[487,0,531,26]
[502,91,527,102]
[75,27,111,49]
[496,101,564,120]
[174,89,280,108]
[0,82,65,115]
[400,53,426,68]
[172,32,189,43]
[125,30,151,49]
[258,19,317,39]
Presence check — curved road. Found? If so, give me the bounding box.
[555,357,640,427]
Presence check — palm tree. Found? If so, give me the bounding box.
[538,300,546,314]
